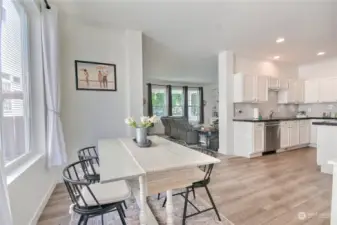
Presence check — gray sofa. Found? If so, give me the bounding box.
[161,116,199,144]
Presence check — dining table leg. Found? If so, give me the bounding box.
[166,189,174,225]
[139,175,147,225]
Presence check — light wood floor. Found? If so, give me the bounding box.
[38,147,332,225]
[196,148,332,225]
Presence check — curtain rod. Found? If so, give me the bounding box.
[147,83,201,89]
[44,0,51,9]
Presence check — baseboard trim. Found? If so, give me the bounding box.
[29,181,56,225]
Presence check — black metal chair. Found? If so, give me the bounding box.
[162,148,221,225]
[78,146,100,183]
[77,146,128,210]
[63,158,130,225]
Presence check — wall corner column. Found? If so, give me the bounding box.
[125,30,143,137]
[218,51,234,155]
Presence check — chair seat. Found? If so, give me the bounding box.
[79,180,131,207]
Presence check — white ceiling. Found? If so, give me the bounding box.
[54,0,337,65]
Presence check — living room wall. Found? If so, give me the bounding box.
[60,15,143,162]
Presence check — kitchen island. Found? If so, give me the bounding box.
[329,159,337,224]
[313,121,337,174]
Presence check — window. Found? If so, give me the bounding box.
[188,88,200,123]
[172,87,184,117]
[151,86,167,117]
[1,0,30,167]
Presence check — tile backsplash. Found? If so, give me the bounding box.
[298,103,337,117]
[234,91,298,118]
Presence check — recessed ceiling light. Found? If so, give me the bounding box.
[273,56,280,60]
[317,52,325,56]
[276,37,285,43]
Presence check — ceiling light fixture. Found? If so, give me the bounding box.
[276,37,285,43]
[273,56,280,60]
[317,52,325,56]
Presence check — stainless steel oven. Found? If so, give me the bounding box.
[264,121,280,152]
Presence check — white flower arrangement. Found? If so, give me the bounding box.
[125,115,158,128]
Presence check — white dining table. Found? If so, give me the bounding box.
[98,135,220,225]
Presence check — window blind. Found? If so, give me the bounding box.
[1,0,29,165]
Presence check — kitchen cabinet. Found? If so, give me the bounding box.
[233,73,268,103]
[234,121,265,158]
[299,120,310,145]
[281,120,304,148]
[296,80,305,103]
[269,77,289,90]
[319,77,337,103]
[280,121,290,148]
[278,80,304,104]
[253,123,265,152]
[279,78,289,89]
[268,77,279,89]
[304,79,320,103]
[289,121,300,146]
[310,120,317,146]
[256,76,268,102]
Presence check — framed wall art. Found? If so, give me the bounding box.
[75,60,117,91]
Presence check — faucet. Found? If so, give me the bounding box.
[268,110,274,119]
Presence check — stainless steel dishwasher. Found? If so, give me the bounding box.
[264,121,280,152]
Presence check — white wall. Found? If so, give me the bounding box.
[143,35,217,84]
[298,57,337,79]
[235,56,298,78]
[8,157,58,225]
[218,51,234,155]
[60,16,143,161]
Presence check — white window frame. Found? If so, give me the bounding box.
[1,0,33,174]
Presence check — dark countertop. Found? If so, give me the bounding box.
[312,121,337,126]
[233,117,337,122]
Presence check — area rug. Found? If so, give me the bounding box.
[60,193,233,225]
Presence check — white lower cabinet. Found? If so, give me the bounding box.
[289,121,300,146]
[234,122,265,157]
[234,120,311,158]
[280,121,290,148]
[254,123,265,152]
[281,120,310,149]
[299,120,310,145]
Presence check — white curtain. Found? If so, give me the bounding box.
[41,7,67,167]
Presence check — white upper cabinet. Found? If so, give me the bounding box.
[296,80,305,103]
[268,77,279,89]
[233,73,268,103]
[256,76,268,102]
[304,77,337,103]
[319,77,337,103]
[279,78,289,89]
[278,79,303,104]
[304,79,320,103]
[268,77,289,90]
